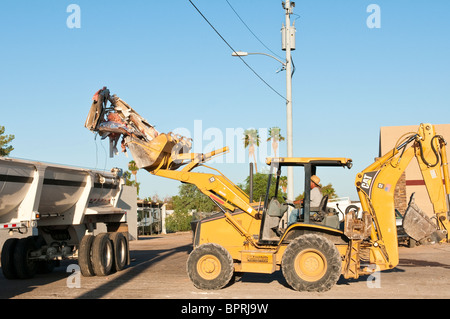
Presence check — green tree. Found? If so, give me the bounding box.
[167,184,219,232]
[321,183,338,199]
[0,126,14,157]
[165,210,192,233]
[238,172,286,203]
[123,170,140,196]
[173,184,218,215]
[295,183,338,203]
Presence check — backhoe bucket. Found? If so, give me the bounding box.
[403,194,441,243]
[125,133,191,172]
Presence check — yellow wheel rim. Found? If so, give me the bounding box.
[294,249,327,282]
[197,254,221,280]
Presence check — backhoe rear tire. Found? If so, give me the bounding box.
[282,233,341,292]
[187,243,234,290]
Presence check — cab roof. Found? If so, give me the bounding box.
[265,157,353,168]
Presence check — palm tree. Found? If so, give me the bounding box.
[128,160,139,183]
[243,129,260,173]
[267,127,285,157]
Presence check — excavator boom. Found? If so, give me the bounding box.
[355,123,450,270]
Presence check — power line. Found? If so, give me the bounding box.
[188,0,287,101]
[225,0,284,61]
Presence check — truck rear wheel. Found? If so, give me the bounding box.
[14,237,38,279]
[187,243,234,290]
[282,233,341,292]
[110,232,128,272]
[79,235,95,277]
[1,238,19,279]
[92,233,113,276]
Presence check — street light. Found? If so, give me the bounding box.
[231,51,287,69]
[232,50,294,202]
[232,1,296,204]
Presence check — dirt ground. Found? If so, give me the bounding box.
[1,231,450,300]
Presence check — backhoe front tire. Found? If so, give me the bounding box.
[282,234,341,292]
[187,243,234,290]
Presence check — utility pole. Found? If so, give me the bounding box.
[282,1,295,202]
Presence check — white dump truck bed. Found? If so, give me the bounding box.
[0,157,135,279]
[0,157,125,230]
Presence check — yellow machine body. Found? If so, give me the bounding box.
[85,89,450,291]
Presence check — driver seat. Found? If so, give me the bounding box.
[261,198,288,240]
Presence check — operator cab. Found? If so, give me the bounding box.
[259,157,353,244]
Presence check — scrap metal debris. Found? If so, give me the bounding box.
[85,87,192,172]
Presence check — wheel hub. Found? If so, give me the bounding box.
[197,255,221,280]
[295,249,327,282]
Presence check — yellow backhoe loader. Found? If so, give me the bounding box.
[85,88,450,292]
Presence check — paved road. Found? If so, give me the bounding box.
[1,232,450,300]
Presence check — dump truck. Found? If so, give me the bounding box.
[0,157,134,279]
[85,87,450,292]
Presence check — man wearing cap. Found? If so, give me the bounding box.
[310,175,323,208]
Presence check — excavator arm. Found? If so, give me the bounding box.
[355,123,450,269]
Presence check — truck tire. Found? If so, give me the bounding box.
[14,237,38,279]
[110,232,128,272]
[91,233,113,276]
[282,233,341,292]
[79,235,95,277]
[186,243,234,290]
[1,238,19,279]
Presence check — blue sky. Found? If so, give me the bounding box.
[1,0,449,201]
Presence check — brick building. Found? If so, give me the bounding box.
[379,124,450,217]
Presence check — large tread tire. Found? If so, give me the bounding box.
[1,238,19,279]
[282,233,342,292]
[110,232,128,272]
[79,234,96,277]
[92,233,113,276]
[186,243,234,290]
[14,237,38,279]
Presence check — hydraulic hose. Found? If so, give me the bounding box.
[417,135,445,168]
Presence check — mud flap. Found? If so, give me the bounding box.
[402,194,445,244]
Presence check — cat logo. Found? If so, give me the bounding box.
[361,174,373,190]
[359,171,380,197]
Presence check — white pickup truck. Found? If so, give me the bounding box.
[0,157,136,279]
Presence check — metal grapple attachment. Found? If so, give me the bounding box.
[85,87,192,172]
